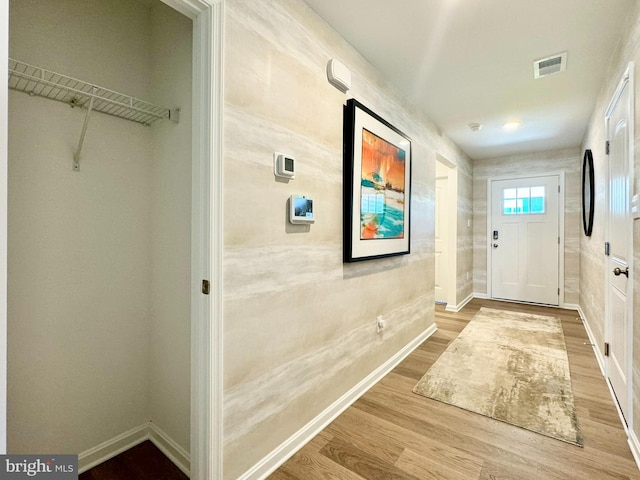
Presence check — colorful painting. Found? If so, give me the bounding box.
[343,99,411,262]
[360,129,406,240]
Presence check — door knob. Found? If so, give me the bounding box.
[493,243,499,248]
[613,267,629,277]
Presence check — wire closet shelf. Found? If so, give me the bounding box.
[8,58,177,126]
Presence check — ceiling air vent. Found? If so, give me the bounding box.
[533,52,567,79]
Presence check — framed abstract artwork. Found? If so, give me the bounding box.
[343,99,412,262]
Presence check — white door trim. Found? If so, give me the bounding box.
[146,1,226,477]
[604,61,634,430]
[0,0,8,455]
[486,171,565,306]
[171,0,224,478]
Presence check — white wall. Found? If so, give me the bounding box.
[8,79,154,455]
[149,1,192,452]
[8,0,191,459]
[8,0,153,454]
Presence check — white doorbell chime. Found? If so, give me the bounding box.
[326,59,351,93]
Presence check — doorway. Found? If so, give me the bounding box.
[604,62,634,425]
[435,156,457,307]
[489,174,563,306]
[2,0,223,478]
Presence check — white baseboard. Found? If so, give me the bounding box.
[79,424,149,473]
[629,429,640,471]
[148,423,190,477]
[575,304,605,376]
[473,292,489,300]
[237,324,438,480]
[562,303,580,311]
[78,422,190,477]
[445,293,474,312]
[576,304,640,474]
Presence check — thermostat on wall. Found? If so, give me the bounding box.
[274,152,295,179]
[290,195,314,224]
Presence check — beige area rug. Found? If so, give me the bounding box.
[413,307,583,446]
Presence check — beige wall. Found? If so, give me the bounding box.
[472,148,582,305]
[580,0,640,444]
[8,0,191,456]
[222,0,471,477]
[457,162,473,305]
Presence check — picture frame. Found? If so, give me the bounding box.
[343,99,412,262]
[582,148,594,236]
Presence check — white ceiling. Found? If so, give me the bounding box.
[302,0,635,160]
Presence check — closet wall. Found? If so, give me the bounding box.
[148,2,192,452]
[8,0,191,459]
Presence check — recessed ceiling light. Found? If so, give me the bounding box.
[469,122,482,132]
[502,121,521,131]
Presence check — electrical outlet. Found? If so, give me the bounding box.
[376,315,386,333]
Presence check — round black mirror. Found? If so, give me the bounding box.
[582,149,594,236]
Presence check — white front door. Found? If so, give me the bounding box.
[605,65,633,422]
[490,175,560,305]
[435,174,449,303]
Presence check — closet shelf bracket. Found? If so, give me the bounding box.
[73,88,97,172]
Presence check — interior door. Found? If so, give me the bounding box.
[435,174,449,303]
[490,175,560,305]
[606,69,632,422]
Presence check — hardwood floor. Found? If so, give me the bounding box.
[79,440,187,480]
[269,299,640,480]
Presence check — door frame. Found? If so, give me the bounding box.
[0,0,225,477]
[604,61,634,429]
[162,0,224,478]
[486,171,565,306]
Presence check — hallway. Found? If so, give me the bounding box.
[270,300,640,479]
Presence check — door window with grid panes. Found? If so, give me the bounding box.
[502,186,545,215]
